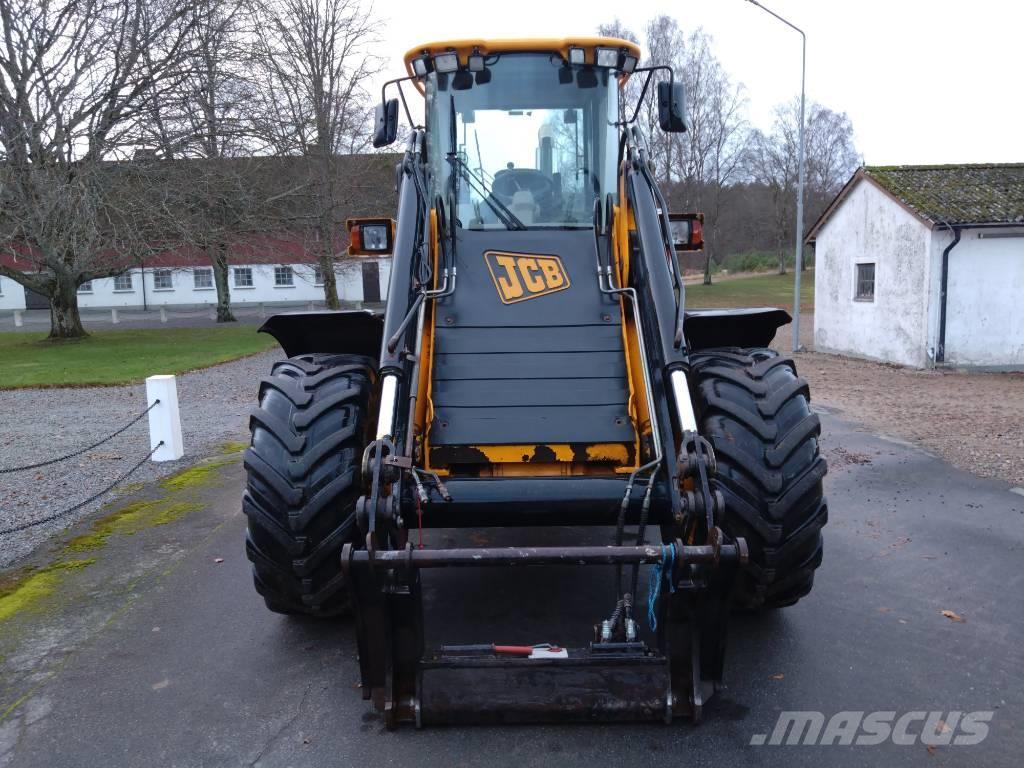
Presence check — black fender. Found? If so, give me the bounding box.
[258,310,384,359]
[684,307,791,350]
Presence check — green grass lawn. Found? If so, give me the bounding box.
[0,326,276,388]
[686,270,815,310]
[1,274,810,388]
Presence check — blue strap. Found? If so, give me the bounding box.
[647,544,677,631]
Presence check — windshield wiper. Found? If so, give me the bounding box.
[445,94,525,231]
[446,153,527,231]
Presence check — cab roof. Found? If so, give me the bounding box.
[402,37,642,78]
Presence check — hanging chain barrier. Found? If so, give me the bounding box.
[1,400,167,536]
[0,401,159,475]
[0,442,164,536]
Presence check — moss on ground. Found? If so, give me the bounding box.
[0,495,207,623]
[0,447,239,624]
[0,559,97,622]
[219,440,248,454]
[159,456,236,492]
[62,500,204,553]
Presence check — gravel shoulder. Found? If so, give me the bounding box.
[777,313,1024,488]
[0,349,283,567]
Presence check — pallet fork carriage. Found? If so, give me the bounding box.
[245,37,827,727]
[342,538,748,726]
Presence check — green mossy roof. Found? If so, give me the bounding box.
[864,163,1024,226]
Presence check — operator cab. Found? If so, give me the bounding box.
[421,50,623,230]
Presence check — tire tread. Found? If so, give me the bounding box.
[691,347,827,610]
[243,353,375,617]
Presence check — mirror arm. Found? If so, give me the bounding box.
[616,65,675,126]
[381,76,420,129]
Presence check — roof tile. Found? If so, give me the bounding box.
[864,163,1024,226]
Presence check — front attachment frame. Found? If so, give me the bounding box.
[341,537,747,727]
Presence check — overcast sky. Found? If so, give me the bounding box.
[374,0,1021,166]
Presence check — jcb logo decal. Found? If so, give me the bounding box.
[484,251,570,304]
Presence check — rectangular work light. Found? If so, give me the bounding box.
[347,218,394,256]
[433,52,459,74]
[412,55,430,77]
[361,224,389,251]
[568,47,585,65]
[595,47,620,68]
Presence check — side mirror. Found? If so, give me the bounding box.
[669,212,703,252]
[372,99,399,148]
[657,80,687,133]
[347,217,395,256]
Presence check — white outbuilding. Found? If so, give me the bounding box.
[806,164,1024,369]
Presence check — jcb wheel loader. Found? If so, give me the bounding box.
[243,37,827,725]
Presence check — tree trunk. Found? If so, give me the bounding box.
[311,150,341,310]
[48,276,88,340]
[702,249,713,286]
[209,243,236,322]
[320,248,340,309]
[778,246,787,275]
[317,209,340,309]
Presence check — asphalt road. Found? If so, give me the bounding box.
[1,411,1022,767]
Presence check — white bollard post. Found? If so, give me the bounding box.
[308,301,314,311]
[160,306,167,323]
[145,375,184,461]
[14,310,23,327]
[111,308,119,324]
[258,302,266,319]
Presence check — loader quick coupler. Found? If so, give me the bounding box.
[341,535,749,727]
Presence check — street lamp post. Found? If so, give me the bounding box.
[746,0,806,352]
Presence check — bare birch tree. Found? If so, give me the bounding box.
[0,0,197,338]
[602,18,749,284]
[674,30,749,285]
[746,99,860,274]
[248,0,381,309]
[137,0,262,321]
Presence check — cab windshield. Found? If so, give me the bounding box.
[425,54,620,229]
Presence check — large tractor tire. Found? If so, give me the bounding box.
[243,353,376,616]
[690,348,827,610]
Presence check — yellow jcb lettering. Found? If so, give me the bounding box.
[538,258,565,288]
[517,257,546,293]
[495,254,523,300]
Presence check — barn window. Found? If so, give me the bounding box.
[274,266,294,287]
[855,263,875,301]
[193,267,213,289]
[234,267,253,288]
[313,266,324,285]
[78,281,93,293]
[114,273,133,291]
[153,270,173,290]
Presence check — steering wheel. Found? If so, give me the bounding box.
[491,168,556,207]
